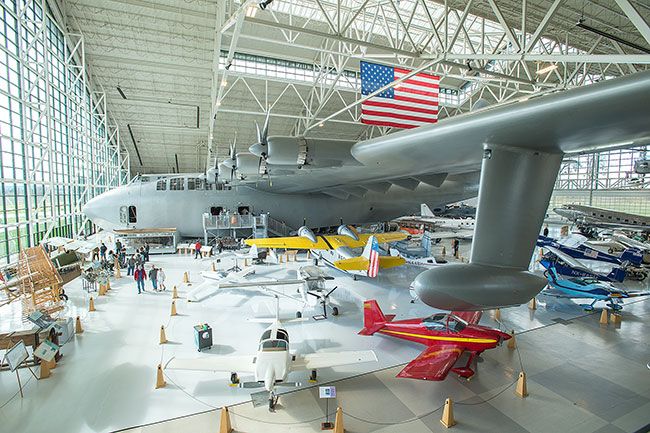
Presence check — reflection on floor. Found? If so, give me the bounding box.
[0,238,648,433]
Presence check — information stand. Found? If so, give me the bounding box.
[3,341,38,398]
[319,386,337,430]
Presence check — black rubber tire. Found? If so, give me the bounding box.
[296,311,302,318]
[332,307,339,316]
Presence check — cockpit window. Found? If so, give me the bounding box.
[187,178,204,190]
[261,330,272,341]
[422,313,466,333]
[170,178,184,191]
[156,179,167,191]
[261,340,287,351]
[128,206,137,223]
[276,329,289,342]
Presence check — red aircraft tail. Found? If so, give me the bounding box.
[359,300,395,335]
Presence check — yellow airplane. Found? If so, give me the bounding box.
[245,229,406,277]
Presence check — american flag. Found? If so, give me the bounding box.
[360,61,440,129]
[367,236,380,278]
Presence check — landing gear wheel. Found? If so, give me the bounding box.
[296,311,302,318]
[353,275,357,281]
[230,372,239,385]
[610,303,623,311]
[331,306,339,316]
[310,369,317,381]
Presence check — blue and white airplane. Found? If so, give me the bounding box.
[537,235,643,267]
[541,263,649,311]
[540,246,627,283]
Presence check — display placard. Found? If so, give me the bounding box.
[34,340,59,362]
[319,386,336,399]
[4,341,29,372]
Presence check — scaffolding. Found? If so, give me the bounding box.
[17,245,64,318]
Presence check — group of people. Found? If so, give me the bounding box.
[133,264,166,294]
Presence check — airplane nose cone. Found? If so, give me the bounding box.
[249,142,265,157]
[82,195,101,220]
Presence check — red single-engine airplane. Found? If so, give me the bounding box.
[359,300,511,381]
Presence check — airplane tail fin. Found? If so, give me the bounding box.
[359,300,395,335]
[361,235,376,259]
[606,266,626,283]
[420,203,435,217]
[620,248,642,266]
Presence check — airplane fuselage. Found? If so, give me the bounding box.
[82,173,479,238]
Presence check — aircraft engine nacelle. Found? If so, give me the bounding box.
[250,137,358,168]
[219,157,236,172]
[298,226,317,243]
[263,137,307,166]
[337,224,359,241]
[235,153,262,177]
[205,167,219,182]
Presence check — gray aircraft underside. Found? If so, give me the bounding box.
[83,70,650,311]
[82,172,479,236]
[554,204,650,232]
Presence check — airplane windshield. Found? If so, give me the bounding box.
[422,313,467,333]
[261,340,288,352]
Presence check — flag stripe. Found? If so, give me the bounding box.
[394,67,440,81]
[362,109,437,123]
[361,118,423,129]
[393,94,439,107]
[362,99,439,115]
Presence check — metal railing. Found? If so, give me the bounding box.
[202,213,265,230]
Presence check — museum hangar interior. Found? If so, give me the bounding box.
[0,0,649,432]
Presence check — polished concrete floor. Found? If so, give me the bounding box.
[0,240,648,433]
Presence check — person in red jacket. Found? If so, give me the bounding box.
[194,240,202,259]
[134,265,147,294]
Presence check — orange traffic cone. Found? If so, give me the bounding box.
[75,316,84,334]
[160,325,167,344]
[89,297,96,312]
[440,398,456,428]
[171,301,177,316]
[155,364,166,389]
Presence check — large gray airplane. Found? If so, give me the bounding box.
[554,204,650,232]
[83,71,650,311]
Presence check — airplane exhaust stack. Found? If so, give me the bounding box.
[298,226,317,244]
[337,224,359,241]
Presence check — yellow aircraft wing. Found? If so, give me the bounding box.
[245,231,407,251]
[245,236,328,250]
[334,256,406,271]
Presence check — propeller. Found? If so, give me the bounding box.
[250,112,270,159]
[307,286,338,318]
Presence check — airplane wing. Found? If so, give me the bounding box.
[540,287,586,299]
[245,236,330,250]
[396,346,463,381]
[334,255,405,271]
[165,355,256,373]
[292,350,377,370]
[452,311,482,325]
[544,246,592,273]
[426,230,473,240]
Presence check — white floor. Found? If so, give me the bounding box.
[0,238,648,433]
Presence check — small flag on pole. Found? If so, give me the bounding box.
[360,61,439,129]
[367,236,380,278]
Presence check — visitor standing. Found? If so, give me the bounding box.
[158,267,166,291]
[148,266,159,291]
[194,240,202,259]
[134,265,147,294]
[127,255,136,276]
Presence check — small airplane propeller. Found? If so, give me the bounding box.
[306,286,338,318]
[253,111,271,160]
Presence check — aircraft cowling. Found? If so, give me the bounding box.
[219,158,236,172]
[337,225,359,241]
[298,226,317,244]
[235,153,262,176]
[250,137,358,167]
[205,167,218,182]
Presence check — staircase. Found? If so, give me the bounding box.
[265,216,294,237]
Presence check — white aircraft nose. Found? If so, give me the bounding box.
[82,195,101,221]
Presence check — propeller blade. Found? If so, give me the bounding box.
[325,286,338,298]
[261,111,270,144]
[255,121,262,144]
[306,291,321,299]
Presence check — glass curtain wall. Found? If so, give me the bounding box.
[0,0,127,263]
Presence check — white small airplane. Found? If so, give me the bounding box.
[189,265,341,318]
[389,248,447,268]
[397,204,475,239]
[186,267,257,302]
[165,298,377,410]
